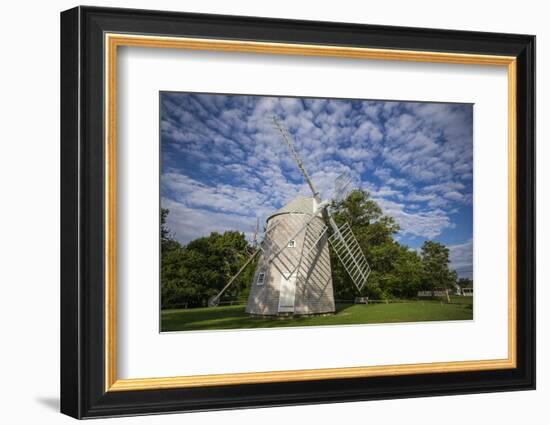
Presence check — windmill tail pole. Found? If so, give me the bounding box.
[210,249,260,306]
[272,116,321,203]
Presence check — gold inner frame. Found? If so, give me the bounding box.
[104,33,517,392]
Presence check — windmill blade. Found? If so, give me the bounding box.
[272,117,321,202]
[328,222,371,292]
[332,172,353,202]
[252,217,260,249]
[208,249,260,307]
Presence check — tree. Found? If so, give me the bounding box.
[381,245,424,298]
[161,208,180,253]
[160,209,255,309]
[329,190,459,300]
[419,240,457,291]
[330,189,401,299]
[457,277,473,289]
[331,189,400,245]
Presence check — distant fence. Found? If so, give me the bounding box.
[166,299,246,309]
[335,297,466,305]
[418,290,449,297]
[217,299,246,306]
[167,295,467,310]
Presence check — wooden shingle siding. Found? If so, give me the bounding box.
[246,210,335,316]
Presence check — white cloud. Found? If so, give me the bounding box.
[163,198,258,244]
[375,198,452,239]
[161,94,472,246]
[444,191,464,202]
[162,173,277,222]
[406,192,437,202]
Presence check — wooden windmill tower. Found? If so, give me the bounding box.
[209,117,372,315]
[245,195,336,315]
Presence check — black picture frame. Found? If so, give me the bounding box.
[60,5,535,419]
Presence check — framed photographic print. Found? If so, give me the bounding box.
[60,6,535,419]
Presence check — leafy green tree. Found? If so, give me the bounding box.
[419,240,457,291]
[161,208,180,253]
[381,245,424,298]
[329,190,457,300]
[457,277,473,289]
[330,189,401,299]
[331,189,400,242]
[160,209,255,309]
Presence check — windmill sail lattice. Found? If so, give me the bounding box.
[333,172,353,202]
[328,222,371,292]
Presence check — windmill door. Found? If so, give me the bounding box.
[278,273,297,313]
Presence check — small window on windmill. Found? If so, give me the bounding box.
[287,240,296,248]
[257,272,266,286]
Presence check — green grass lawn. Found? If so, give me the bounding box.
[161,297,473,332]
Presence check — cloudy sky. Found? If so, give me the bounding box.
[160,92,473,278]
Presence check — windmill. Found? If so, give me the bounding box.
[244,117,372,315]
[208,117,372,315]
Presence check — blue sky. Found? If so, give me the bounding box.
[160,92,473,278]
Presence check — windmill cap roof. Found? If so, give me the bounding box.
[268,196,318,221]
